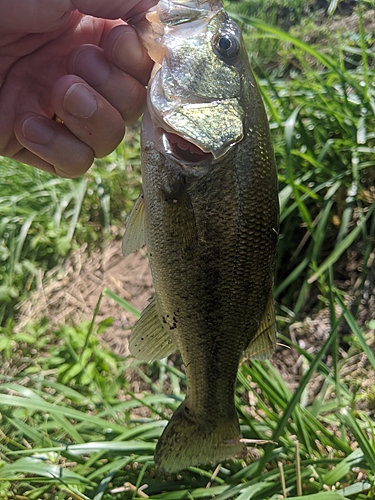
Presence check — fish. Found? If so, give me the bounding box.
[123,0,279,473]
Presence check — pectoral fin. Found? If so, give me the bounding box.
[122,194,146,257]
[245,292,277,360]
[129,298,176,361]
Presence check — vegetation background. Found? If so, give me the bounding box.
[1,0,375,498]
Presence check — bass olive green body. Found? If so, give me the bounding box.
[124,0,279,472]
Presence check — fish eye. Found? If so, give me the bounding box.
[213,33,240,62]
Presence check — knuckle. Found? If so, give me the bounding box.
[57,144,94,178]
[94,127,124,158]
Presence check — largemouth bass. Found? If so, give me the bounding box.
[124,0,279,473]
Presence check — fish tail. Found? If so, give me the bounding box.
[155,400,247,473]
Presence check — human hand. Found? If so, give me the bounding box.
[0,0,156,177]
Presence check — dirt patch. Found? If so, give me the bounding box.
[16,241,153,357]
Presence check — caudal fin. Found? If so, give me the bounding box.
[155,400,247,473]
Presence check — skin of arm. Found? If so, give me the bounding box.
[0,0,157,177]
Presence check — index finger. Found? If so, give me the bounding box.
[100,25,153,86]
[71,0,157,19]
[0,0,72,32]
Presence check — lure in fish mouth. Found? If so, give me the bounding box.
[125,0,280,474]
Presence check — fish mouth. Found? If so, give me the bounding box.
[161,130,213,164]
[142,109,213,165]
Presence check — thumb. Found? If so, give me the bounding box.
[0,0,74,33]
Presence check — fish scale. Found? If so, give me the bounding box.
[124,0,279,472]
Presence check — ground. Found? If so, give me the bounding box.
[16,242,152,357]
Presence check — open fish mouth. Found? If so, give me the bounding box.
[161,130,213,164]
[142,111,213,165]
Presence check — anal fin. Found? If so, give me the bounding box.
[122,193,146,257]
[245,292,277,360]
[129,298,176,361]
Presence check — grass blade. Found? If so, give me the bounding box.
[308,203,374,283]
[103,288,141,318]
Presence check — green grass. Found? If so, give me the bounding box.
[1,3,375,499]
[0,295,374,498]
[0,132,142,328]
[235,9,375,317]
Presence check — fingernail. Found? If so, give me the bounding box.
[63,83,98,119]
[113,31,144,67]
[22,116,54,145]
